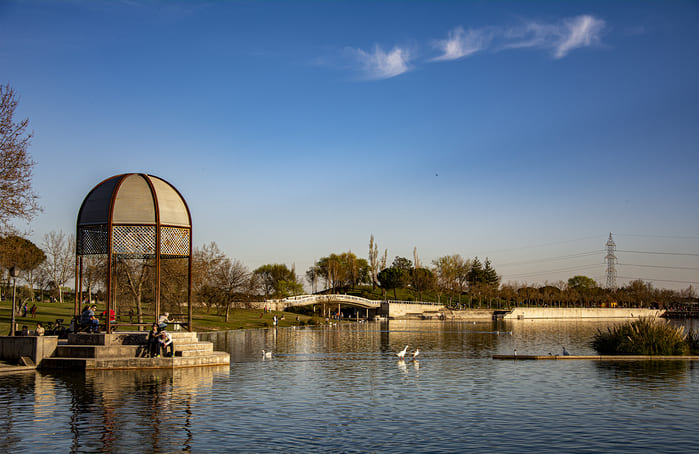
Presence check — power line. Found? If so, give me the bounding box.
[497,251,601,267]
[615,233,699,240]
[480,235,602,254]
[617,275,699,285]
[618,263,699,271]
[504,263,601,279]
[617,249,699,257]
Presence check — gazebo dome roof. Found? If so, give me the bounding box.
[77,173,191,227]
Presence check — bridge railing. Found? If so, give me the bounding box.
[273,294,380,306]
[385,300,444,306]
[268,294,444,307]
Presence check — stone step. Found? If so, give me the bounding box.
[165,331,198,340]
[39,352,230,370]
[55,345,141,359]
[176,349,213,357]
[175,341,213,352]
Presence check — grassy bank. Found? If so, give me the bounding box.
[0,300,323,334]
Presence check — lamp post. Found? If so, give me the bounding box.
[9,265,18,336]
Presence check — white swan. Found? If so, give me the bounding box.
[396,345,409,359]
[412,348,420,360]
[262,349,272,358]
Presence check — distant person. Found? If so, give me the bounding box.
[158,312,171,331]
[30,304,37,318]
[22,303,28,317]
[35,323,44,336]
[159,331,174,357]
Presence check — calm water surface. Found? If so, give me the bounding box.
[1,319,698,453]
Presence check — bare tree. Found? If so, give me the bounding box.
[0,84,40,232]
[41,230,75,304]
[214,257,249,322]
[81,255,105,304]
[432,255,458,304]
[192,241,225,308]
[118,258,151,323]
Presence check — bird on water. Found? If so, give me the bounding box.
[396,345,409,359]
[562,347,570,356]
[262,350,272,358]
[412,348,420,360]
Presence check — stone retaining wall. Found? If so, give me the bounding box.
[504,307,664,320]
[0,336,58,365]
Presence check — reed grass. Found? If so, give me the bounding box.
[592,317,695,355]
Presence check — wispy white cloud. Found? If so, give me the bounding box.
[432,27,488,61]
[349,45,412,79]
[554,15,605,58]
[503,15,605,58]
[337,14,605,80]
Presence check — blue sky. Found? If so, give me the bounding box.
[2,0,698,290]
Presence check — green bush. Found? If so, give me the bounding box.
[592,317,691,355]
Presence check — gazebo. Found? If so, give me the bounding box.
[74,173,193,333]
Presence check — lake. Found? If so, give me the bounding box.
[1,319,698,453]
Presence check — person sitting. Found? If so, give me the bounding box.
[35,322,45,336]
[79,305,93,331]
[20,325,29,336]
[157,312,171,332]
[88,315,100,333]
[146,323,160,357]
[158,331,174,357]
[101,308,116,324]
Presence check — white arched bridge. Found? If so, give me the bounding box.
[279,294,382,309]
[263,294,446,319]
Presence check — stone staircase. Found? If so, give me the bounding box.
[40,331,229,370]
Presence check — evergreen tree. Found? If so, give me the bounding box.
[467,256,485,286]
[483,258,500,286]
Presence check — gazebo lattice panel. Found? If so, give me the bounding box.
[160,226,191,257]
[77,225,109,255]
[112,225,156,256]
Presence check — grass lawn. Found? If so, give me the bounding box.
[0,300,322,335]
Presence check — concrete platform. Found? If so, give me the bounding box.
[0,359,36,374]
[39,331,230,370]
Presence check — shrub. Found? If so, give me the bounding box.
[592,317,690,355]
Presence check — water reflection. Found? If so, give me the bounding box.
[596,360,694,385]
[0,366,228,453]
